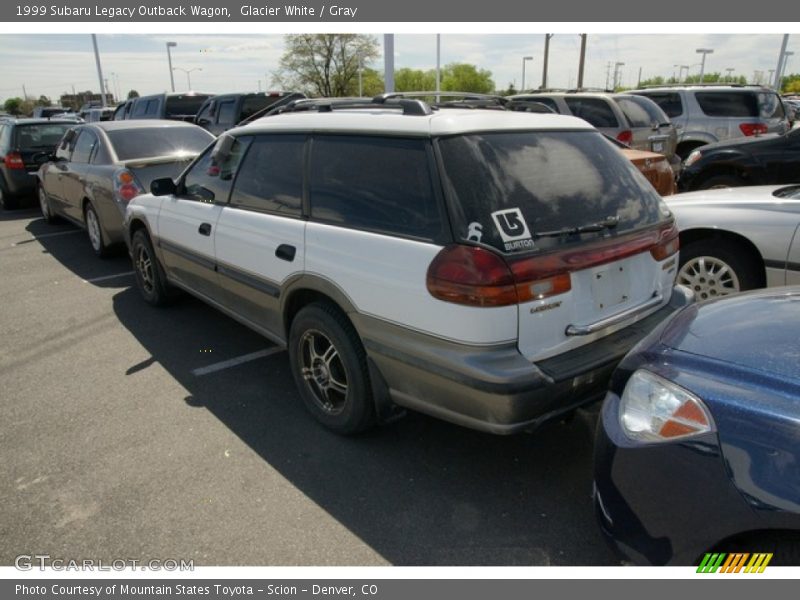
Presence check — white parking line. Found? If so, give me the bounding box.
[11,230,82,246]
[191,347,285,377]
[82,271,135,284]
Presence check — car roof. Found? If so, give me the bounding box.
[7,118,77,126]
[90,119,204,132]
[635,85,775,93]
[238,108,593,137]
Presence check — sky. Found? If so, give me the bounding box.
[0,33,796,104]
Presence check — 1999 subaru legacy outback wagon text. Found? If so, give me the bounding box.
[124,95,693,435]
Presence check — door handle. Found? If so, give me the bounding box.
[198,223,212,236]
[275,244,296,262]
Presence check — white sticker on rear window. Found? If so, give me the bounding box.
[466,222,483,242]
[491,208,535,252]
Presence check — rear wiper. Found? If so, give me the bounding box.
[533,215,620,239]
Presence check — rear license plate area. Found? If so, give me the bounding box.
[591,266,630,311]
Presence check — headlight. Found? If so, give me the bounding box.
[683,150,702,168]
[619,370,714,442]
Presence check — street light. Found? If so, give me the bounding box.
[696,48,714,84]
[521,56,533,92]
[779,51,795,91]
[172,67,202,90]
[725,67,735,82]
[166,41,177,92]
[674,64,689,83]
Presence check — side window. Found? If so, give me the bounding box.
[564,97,619,128]
[229,135,304,216]
[55,129,74,160]
[145,99,161,117]
[0,125,10,151]
[758,93,785,119]
[241,95,271,120]
[310,136,442,240]
[216,100,237,126]
[525,97,559,112]
[70,130,98,164]
[695,92,758,117]
[131,99,149,118]
[641,93,683,118]
[195,101,213,123]
[182,136,251,203]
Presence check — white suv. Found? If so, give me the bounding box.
[124,96,692,435]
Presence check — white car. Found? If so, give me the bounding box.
[124,95,691,435]
[667,185,800,300]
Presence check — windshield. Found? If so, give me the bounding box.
[107,127,214,161]
[437,130,666,253]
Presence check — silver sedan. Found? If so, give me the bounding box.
[667,185,800,300]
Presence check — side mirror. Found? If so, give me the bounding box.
[150,177,176,196]
[211,134,235,163]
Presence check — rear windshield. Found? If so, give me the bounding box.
[14,123,72,150]
[615,96,670,127]
[695,91,785,119]
[106,127,213,160]
[437,130,665,253]
[165,95,211,119]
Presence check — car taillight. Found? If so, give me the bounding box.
[616,130,633,145]
[739,123,768,136]
[650,222,680,261]
[3,152,24,170]
[114,169,144,204]
[427,221,678,307]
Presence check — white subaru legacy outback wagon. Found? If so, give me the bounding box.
[124,95,692,435]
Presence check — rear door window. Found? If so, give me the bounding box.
[695,92,758,117]
[165,95,210,119]
[70,130,98,164]
[564,97,620,128]
[437,130,665,254]
[309,135,442,240]
[240,95,273,120]
[614,97,651,128]
[229,135,304,216]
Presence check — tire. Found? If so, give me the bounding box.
[696,173,747,191]
[131,229,176,306]
[38,184,55,223]
[0,185,19,211]
[678,239,762,301]
[288,303,376,435]
[84,202,108,257]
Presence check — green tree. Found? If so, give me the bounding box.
[440,63,494,94]
[499,82,518,96]
[127,90,140,99]
[36,95,51,107]
[352,67,384,96]
[395,68,436,92]
[273,34,380,97]
[3,97,23,115]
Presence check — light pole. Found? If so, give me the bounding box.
[613,62,625,90]
[166,41,177,92]
[173,67,201,90]
[674,64,689,83]
[358,55,363,96]
[91,34,108,108]
[541,34,553,89]
[521,56,533,91]
[696,48,714,84]
[725,67,735,82]
[779,51,794,92]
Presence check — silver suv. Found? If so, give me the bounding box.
[510,91,679,171]
[631,85,790,159]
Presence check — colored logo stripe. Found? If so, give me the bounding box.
[697,553,773,573]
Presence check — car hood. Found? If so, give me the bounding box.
[660,287,800,381]
[665,184,799,208]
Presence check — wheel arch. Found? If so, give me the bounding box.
[679,227,767,288]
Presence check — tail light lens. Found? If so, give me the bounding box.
[650,222,680,261]
[113,169,144,204]
[619,369,714,442]
[427,221,678,308]
[4,152,24,170]
[739,123,768,136]
[616,130,633,145]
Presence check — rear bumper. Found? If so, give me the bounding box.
[358,285,694,434]
[1,167,37,197]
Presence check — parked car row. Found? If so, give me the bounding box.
[7,90,800,567]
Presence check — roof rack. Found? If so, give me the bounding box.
[517,87,615,94]
[638,83,766,89]
[265,95,434,117]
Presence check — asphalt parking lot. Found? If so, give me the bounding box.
[0,205,618,567]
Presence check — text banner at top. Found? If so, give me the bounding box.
[0,0,782,22]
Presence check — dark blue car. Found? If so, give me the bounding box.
[594,287,800,565]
